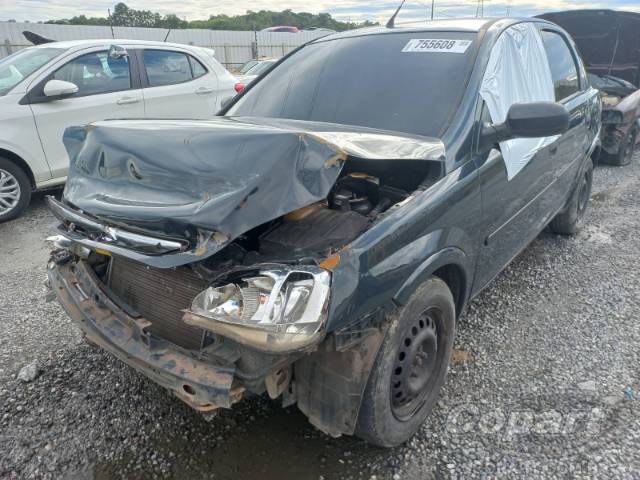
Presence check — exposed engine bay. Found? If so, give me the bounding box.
[238,168,414,260]
[188,155,441,277]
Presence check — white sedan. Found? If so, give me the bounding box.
[0,39,239,222]
[234,58,279,92]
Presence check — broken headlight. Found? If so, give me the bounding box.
[184,266,331,352]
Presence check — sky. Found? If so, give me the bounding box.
[1,0,639,24]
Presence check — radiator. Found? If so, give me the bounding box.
[108,258,208,350]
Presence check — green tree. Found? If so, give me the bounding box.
[45,4,377,31]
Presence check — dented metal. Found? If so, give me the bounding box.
[59,117,443,268]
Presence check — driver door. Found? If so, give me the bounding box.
[28,49,144,179]
[471,23,561,291]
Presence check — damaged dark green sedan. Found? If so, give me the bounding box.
[47,18,600,446]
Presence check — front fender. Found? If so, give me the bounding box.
[393,246,470,310]
[0,98,52,183]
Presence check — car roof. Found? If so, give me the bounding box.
[28,38,204,51]
[312,17,548,43]
[538,9,640,20]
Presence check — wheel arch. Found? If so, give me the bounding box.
[0,148,36,188]
[393,247,471,319]
[432,263,467,318]
[294,255,469,439]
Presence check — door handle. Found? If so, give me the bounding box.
[117,96,140,105]
[195,87,214,95]
[549,146,558,155]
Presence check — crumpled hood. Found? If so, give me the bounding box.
[537,10,640,87]
[62,116,444,260]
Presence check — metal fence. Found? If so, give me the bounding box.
[0,21,328,67]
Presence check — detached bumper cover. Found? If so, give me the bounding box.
[47,258,237,410]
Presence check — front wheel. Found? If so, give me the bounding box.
[0,157,31,223]
[355,277,456,447]
[549,158,593,236]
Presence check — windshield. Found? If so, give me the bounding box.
[239,60,259,74]
[0,47,65,96]
[227,32,478,137]
[245,60,276,76]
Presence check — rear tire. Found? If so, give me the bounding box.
[0,157,31,223]
[549,158,593,236]
[355,277,456,447]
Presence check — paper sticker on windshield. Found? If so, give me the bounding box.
[402,39,472,54]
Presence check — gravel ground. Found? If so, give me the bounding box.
[1,153,639,480]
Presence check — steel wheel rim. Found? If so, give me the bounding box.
[391,308,441,421]
[0,169,21,215]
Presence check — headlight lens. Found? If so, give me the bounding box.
[184,266,331,352]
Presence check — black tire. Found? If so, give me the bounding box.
[549,158,593,236]
[606,126,636,167]
[0,157,31,223]
[355,277,456,447]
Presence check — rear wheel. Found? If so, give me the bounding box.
[0,158,31,223]
[355,277,456,447]
[549,159,593,235]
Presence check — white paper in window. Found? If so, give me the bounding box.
[479,22,558,180]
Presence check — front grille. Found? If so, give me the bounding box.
[108,258,208,350]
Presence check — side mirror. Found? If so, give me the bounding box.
[43,79,78,98]
[480,101,570,151]
[108,44,128,59]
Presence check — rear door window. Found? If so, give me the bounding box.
[189,56,207,79]
[143,50,192,87]
[541,30,580,101]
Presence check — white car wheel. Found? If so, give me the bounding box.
[0,168,22,215]
[0,158,31,222]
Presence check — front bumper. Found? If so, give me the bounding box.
[47,257,241,411]
[46,196,226,269]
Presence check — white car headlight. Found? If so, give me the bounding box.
[183,266,331,352]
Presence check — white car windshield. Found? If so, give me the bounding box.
[0,47,65,96]
[245,60,276,76]
[239,60,259,74]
